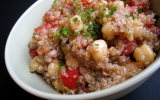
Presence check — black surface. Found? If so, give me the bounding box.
[1,0,160,99]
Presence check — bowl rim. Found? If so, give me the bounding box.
[4,0,160,99]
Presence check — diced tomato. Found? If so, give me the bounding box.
[76,35,90,49]
[76,35,84,44]
[81,0,92,6]
[130,0,142,6]
[146,21,155,29]
[60,70,79,89]
[122,39,137,55]
[34,24,51,34]
[29,48,38,57]
[125,6,134,14]
[51,24,60,29]
[79,84,88,92]
[130,0,150,9]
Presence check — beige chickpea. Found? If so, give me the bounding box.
[112,1,124,9]
[133,44,156,67]
[89,40,108,61]
[68,15,83,32]
[53,79,63,91]
[66,56,80,69]
[102,22,119,40]
[30,56,44,73]
[48,61,60,79]
[125,18,143,41]
[125,62,143,72]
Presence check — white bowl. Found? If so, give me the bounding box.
[5,0,160,99]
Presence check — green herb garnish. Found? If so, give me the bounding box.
[90,44,99,46]
[138,9,141,14]
[94,70,99,82]
[63,86,72,95]
[55,33,60,41]
[77,84,81,89]
[130,12,137,19]
[73,17,78,22]
[58,62,65,69]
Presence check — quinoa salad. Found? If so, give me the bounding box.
[28,0,160,94]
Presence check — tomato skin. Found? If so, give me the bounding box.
[76,35,90,49]
[125,6,134,14]
[29,48,38,57]
[146,21,155,29]
[122,39,137,55]
[130,0,142,6]
[60,70,79,89]
[34,24,51,34]
[51,24,60,29]
[81,0,92,6]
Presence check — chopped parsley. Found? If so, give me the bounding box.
[104,37,108,39]
[94,70,99,82]
[121,0,126,1]
[76,7,80,11]
[33,32,35,36]
[55,33,60,41]
[138,9,141,14]
[110,7,117,15]
[58,62,65,69]
[58,26,71,36]
[132,0,135,2]
[53,0,59,9]
[75,2,82,5]
[130,12,137,19]
[87,12,92,19]
[77,84,81,89]
[90,44,99,46]
[125,15,129,18]
[73,17,78,22]
[77,80,80,83]
[87,24,92,32]
[63,86,72,95]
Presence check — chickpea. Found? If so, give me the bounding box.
[52,79,63,91]
[48,61,60,79]
[30,56,44,73]
[102,22,119,40]
[112,1,124,9]
[89,40,108,61]
[68,15,83,32]
[125,18,143,41]
[66,56,80,69]
[133,44,156,67]
[125,62,143,72]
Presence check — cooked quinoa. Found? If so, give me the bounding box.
[28,0,160,94]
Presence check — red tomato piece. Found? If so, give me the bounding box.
[34,24,51,34]
[125,6,134,14]
[51,24,60,29]
[60,70,79,89]
[146,21,155,29]
[76,35,90,49]
[29,48,38,57]
[76,35,84,44]
[81,0,92,6]
[122,39,137,55]
[130,0,142,6]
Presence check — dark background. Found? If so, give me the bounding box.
[1,0,160,99]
